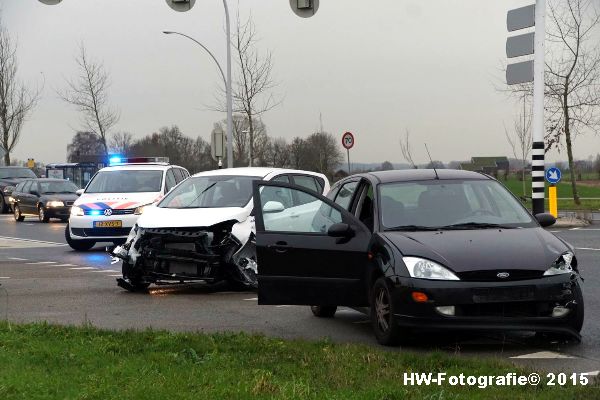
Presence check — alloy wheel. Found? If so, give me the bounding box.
[375,287,391,332]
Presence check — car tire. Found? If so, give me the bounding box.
[13,204,24,222]
[121,261,150,292]
[38,206,50,223]
[0,194,7,214]
[64,224,95,251]
[310,305,337,318]
[371,277,407,346]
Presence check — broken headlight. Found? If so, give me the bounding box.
[134,203,154,215]
[544,252,574,276]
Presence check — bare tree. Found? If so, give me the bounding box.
[59,45,120,157]
[544,0,600,205]
[399,129,417,169]
[66,131,105,163]
[109,132,134,155]
[0,15,40,165]
[213,14,280,166]
[505,97,533,196]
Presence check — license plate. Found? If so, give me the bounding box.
[472,286,535,303]
[94,220,122,228]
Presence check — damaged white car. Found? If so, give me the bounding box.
[113,167,330,291]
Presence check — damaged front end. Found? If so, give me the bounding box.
[113,220,257,291]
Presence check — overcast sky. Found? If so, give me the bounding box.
[4,0,600,166]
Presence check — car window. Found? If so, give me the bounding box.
[165,170,177,192]
[38,180,78,194]
[0,168,36,179]
[333,181,359,211]
[259,185,342,233]
[356,183,375,231]
[291,175,321,206]
[272,175,289,183]
[15,182,24,192]
[22,181,32,193]
[85,170,163,193]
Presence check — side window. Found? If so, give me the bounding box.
[15,182,24,192]
[291,175,321,206]
[333,181,359,211]
[259,185,342,233]
[272,175,289,183]
[180,169,190,180]
[165,170,177,192]
[23,181,32,193]
[174,168,185,183]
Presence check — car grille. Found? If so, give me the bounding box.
[84,208,135,216]
[71,227,132,237]
[457,270,544,282]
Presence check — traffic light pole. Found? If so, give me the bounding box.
[531,0,546,215]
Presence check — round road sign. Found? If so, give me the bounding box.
[289,0,320,18]
[165,0,196,12]
[342,132,355,150]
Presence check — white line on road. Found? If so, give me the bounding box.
[52,264,77,267]
[0,277,10,279]
[275,305,292,308]
[510,351,576,359]
[90,269,119,273]
[243,297,258,301]
[575,247,600,251]
[0,236,66,246]
[26,261,57,265]
[8,257,28,261]
[108,274,122,277]
[582,371,600,377]
[69,267,96,270]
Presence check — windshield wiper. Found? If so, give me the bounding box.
[385,225,441,232]
[439,222,516,230]
[180,182,217,208]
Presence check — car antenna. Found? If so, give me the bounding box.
[424,143,439,180]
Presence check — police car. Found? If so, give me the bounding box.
[65,157,190,251]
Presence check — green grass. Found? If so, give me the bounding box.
[0,322,598,399]
[500,176,600,211]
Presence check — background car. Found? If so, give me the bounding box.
[251,169,584,346]
[66,161,190,251]
[12,178,79,222]
[113,167,330,292]
[0,166,37,213]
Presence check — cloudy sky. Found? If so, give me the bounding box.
[3,0,600,165]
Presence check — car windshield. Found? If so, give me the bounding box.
[0,168,36,179]
[39,180,79,194]
[379,179,536,230]
[159,175,260,209]
[85,170,163,193]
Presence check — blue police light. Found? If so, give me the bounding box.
[109,156,122,165]
[90,210,101,216]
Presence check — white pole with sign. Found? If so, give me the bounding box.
[342,132,354,175]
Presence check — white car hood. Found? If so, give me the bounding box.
[136,206,251,229]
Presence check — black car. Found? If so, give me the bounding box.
[0,166,37,213]
[12,178,79,223]
[251,169,584,346]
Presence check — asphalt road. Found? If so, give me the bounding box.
[1,213,599,376]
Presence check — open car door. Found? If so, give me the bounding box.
[253,180,371,307]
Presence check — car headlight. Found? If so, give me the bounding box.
[544,252,574,276]
[3,186,14,193]
[46,201,65,207]
[403,257,460,281]
[134,203,153,215]
[71,206,84,216]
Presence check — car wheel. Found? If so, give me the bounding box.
[38,206,50,223]
[121,261,150,292]
[13,204,24,222]
[64,224,95,251]
[310,305,337,318]
[371,277,407,346]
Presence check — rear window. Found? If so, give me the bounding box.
[0,168,36,179]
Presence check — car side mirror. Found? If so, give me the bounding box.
[263,201,285,214]
[76,189,84,196]
[535,213,556,227]
[327,223,355,238]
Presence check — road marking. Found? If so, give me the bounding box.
[108,274,122,277]
[0,236,66,248]
[91,269,119,273]
[275,305,292,308]
[69,267,96,270]
[510,351,576,359]
[8,257,28,261]
[243,297,258,301]
[26,261,57,265]
[575,247,600,251]
[0,277,10,279]
[582,371,600,377]
[52,264,77,267]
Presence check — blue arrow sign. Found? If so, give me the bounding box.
[545,167,561,184]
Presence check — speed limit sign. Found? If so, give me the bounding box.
[342,132,355,150]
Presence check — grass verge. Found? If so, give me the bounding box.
[0,322,598,399]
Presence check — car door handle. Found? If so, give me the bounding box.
[267,241,290,253]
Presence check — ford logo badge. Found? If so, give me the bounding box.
[497,272,510,279]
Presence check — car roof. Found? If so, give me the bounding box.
[356,169,490,184]
[100,164,179,172]
[0,166,32,169]
[191,167,326,179]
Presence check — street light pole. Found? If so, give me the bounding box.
[223,0,234,169]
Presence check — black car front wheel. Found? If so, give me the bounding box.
[311,305,337,318]
[13,204,24,222]
[38,206,50,223]
[371,277,408,346]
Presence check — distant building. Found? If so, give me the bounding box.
[460,156,509,176]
